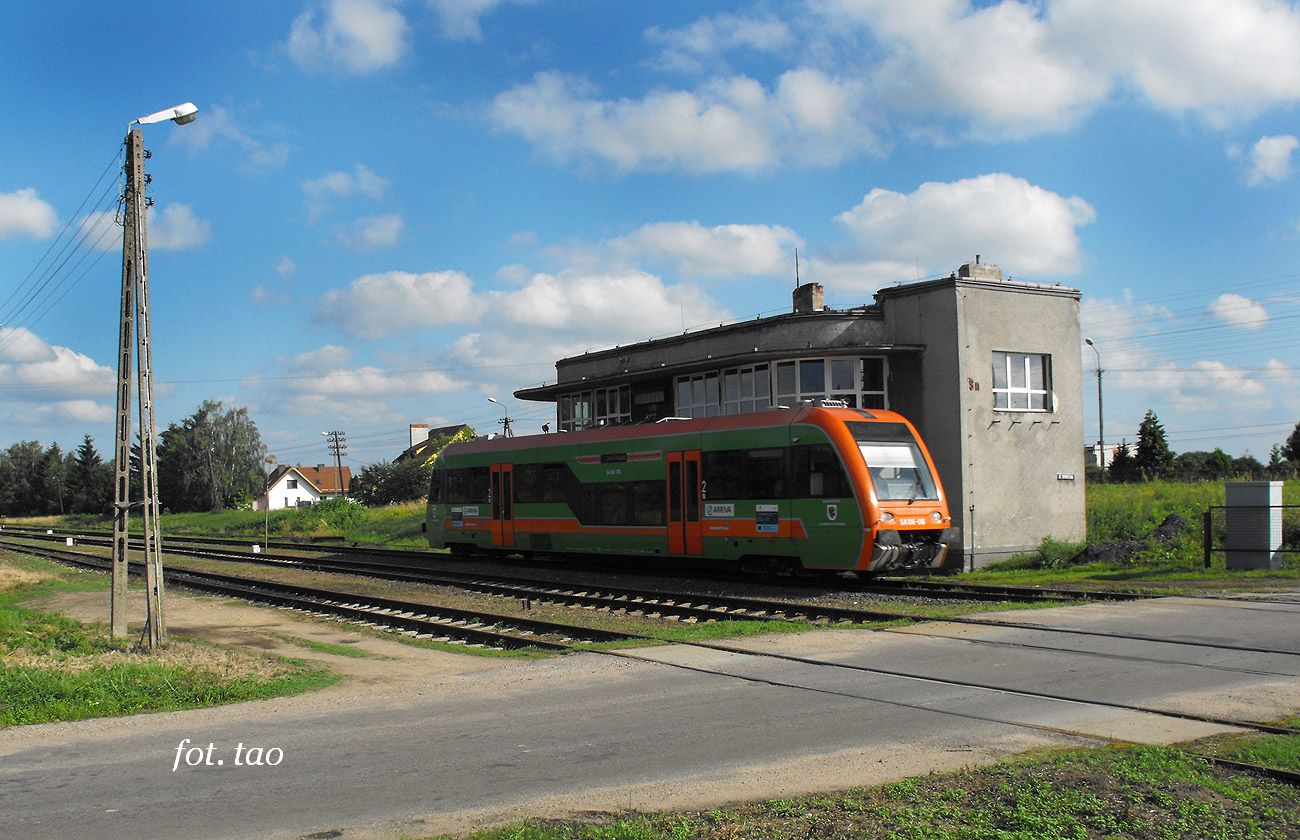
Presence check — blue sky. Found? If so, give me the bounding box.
[1,0,1298,473]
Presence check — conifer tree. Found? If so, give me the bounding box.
[1135,409,1174,480]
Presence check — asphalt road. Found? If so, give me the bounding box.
[2,594,1298,840]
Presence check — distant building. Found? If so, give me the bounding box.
[516,260,1086,565]
[259,464,353,510]
[396,423,472,465]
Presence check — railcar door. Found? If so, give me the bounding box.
[490,463,514,548]
[666,450,703,556]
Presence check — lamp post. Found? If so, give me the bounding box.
[110,101,198,647]
[1085,338,1104,482]
[488,397,513,438]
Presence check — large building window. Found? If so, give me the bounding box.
[558,385,631,431]
[722,364,771,415]
[992,351,1051,411]
[674,356,888,418]
[774,357,888,409]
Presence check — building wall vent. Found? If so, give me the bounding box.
[793,282,825,314]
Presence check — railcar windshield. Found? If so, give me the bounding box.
[846,421,939,502]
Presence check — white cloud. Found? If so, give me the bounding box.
[303,164,388,200]
[58,399,113,423]
[609,222,801,279]
[0,188,58,240]
[336,213,404,250]
[79,203,209,252]
[149,204,211,250]
[170,104,290,169]
[835,173,1096,275]
[1245,135,1299,186]
[424,0,525,41]
[303,164,389,221]
[647,13,794,72]
[0,327,114,403]
[488,270,730,339]
[491,1,1300,173]
[276,256,297,279]
[288,0,410,73]
[803,258,919,295]
[314,270,479,338]
[1207,292,1269,329]
[1052,0,1300,120]
[845,0,1111,139]
[490,69,877,173]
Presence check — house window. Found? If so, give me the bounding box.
[992,351,1051,411]
[286,478,298,489]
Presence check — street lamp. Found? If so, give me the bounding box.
[110,101,199,647]
[488,397,513,438]
[1085,339,1104,481]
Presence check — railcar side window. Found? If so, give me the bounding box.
[702,448,786,499]
[792,445,851,498]
[443,467,491,503]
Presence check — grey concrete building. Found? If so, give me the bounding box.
[516,261,1086,565]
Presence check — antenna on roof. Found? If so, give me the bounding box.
[794,247,800,289]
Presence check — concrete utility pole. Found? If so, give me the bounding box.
[488,397,513,437]
[110,103,197,646]
[1085,338,1105,481]
[323,431,348,499]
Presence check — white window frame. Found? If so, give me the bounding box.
[992,351,1051,412]
[558,385,631,431]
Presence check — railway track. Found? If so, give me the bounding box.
[7,533,1290,662]
[5,536,1297,789]
[4,525,1147,606]
[0,540,629,651]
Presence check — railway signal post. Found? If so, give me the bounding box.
[110,102,198,646]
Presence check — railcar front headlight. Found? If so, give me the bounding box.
[879,512,894,524]
[930,511,943,523]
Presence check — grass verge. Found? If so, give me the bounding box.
[0,550,338,728]
[435,744,1300,840]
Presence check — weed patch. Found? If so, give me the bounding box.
[438,745,1300,839]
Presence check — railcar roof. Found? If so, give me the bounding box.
[443,405,912,458]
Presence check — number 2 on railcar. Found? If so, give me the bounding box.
[426,405,961,574]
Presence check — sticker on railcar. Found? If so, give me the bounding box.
[451,507,463,527]
[461,505,480,517]
[826,504,838,522]
[755,504,779,533]
[705,503,735,518]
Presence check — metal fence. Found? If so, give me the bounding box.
[1202,504,1300,569]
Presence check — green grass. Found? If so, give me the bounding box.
[0,662,336,727]
[1193,718,1300,773]
[436,745,1300,840]
[0,551,339,727]
[31,499,429,548]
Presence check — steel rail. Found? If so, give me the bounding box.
[0,540,628,650]
[6,525,1154,604]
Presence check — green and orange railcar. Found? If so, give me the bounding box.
[426,405,961,574]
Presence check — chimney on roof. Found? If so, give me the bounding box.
[793,282,825,314]
[409,423,429,449]
[316,464,326,472]
[958,256,1003,281]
